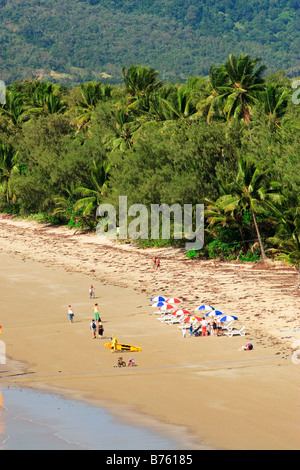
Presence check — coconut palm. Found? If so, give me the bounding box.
[267,189,300,266]
[213,157,282,260]
[0,144,19,203]
[73,82,112,131]
[196,65,231,123]
[73,159,111,228]
[205,181,248,252]
[0,90,29,126]
[258,83,289,129]
[222,54,267,123]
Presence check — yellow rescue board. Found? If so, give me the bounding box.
[104,342,142,352]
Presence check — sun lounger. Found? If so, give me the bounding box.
[157,315,173,322]
[165,315,186,325]
[224,326,245,337]
[221,320,233,331]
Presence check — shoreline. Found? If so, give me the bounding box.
[0,216,299,450]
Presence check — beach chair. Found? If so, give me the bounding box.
[165,315,186,325]
[221,320,233,331]
[224,326,245,337]
[157,315,173,322]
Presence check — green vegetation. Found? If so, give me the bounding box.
[0,55,299,267]
[0,0,299,85]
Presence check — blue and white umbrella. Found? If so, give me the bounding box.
[195,305,214,311]
[219,315,238,322]
[151,301,167,308]
[150,296,166,302]
[205,310,224,317]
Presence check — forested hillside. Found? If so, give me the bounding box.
[0,54,299,264]
[0,0,299,85]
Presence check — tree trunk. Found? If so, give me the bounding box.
[251,208,266,260]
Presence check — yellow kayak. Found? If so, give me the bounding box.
[104,342,142,352]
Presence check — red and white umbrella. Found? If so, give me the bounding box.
[166,298,182,304]
[172,309,191,316]
[183,315,202,323]
[159,303,174,311]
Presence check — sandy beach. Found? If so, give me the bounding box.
[0,216,299,450]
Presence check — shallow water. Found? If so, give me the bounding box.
[0,386,179,450]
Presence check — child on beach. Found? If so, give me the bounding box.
[152,257,156,270]
[89,285,95,299]
[241,342,253,350]
[156,258,160,271]
[90,319,97,338]
[67,305,74,323]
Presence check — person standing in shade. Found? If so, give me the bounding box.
[90,319,97,339]
[67,305,74,323]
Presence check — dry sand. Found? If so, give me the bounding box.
[0,216,299,450]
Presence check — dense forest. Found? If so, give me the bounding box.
[0,0,299,85]
[0,53,299,265]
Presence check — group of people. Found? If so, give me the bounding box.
[182,317,223,338]
[90,301,104,339]
[151,257,160,271]
[67,285,104,340]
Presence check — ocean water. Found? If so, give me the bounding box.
[0,386,179,450]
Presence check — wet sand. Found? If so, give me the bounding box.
[0,216,299,450]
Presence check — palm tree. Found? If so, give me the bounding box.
[73,159,111,228]
[258,83,289,129]
[104,107,140,151]
[0,144,19,203]
[73,82,112,131]
[122,65,161,97]
[0,90,29,126]
[196,65,231,123]
[267,189,300,266]
[205,181,248,252]
[228,157,282,259]
[222,54,267,123]
[159,84,198,120]
[122,65,162,114]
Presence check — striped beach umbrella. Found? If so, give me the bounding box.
[150,296,166,302]
[195,305,214,311]
[166,298,182,304]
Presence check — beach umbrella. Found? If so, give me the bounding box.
[183,316,202,323]
[172,309,191,316]
[219,315,238,322]
[150,296,166,302]
[166,298,182,304]
[195,305,214,311]
[151,301,167,308]
[205,310,224,317]
[159,304,174,311]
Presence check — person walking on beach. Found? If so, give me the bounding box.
[152,257,156,271]
[98,322,104,339]
[93,304,101,323]
[67,305,74,323]
[90,319,97,338]
[156,257,160,271]
[89,285,95,299]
